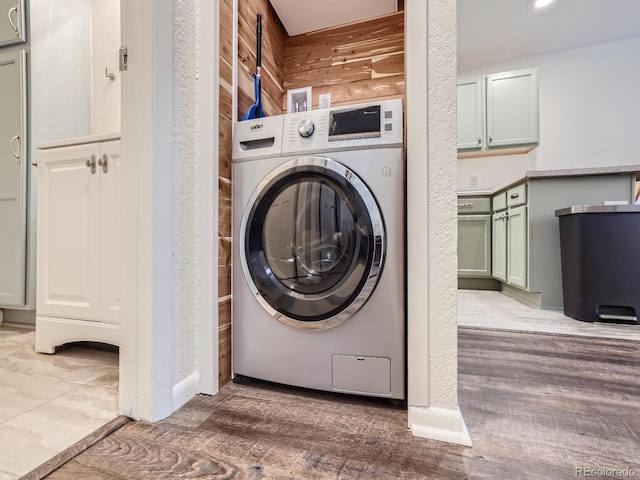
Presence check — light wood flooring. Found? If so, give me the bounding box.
[41,328,640,479]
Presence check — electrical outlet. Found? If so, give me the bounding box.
[470,176,478,188]
[319,94,331,109]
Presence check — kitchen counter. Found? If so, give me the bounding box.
[38,132,121,150]
[457,166,638,310]
[458,164,640,197]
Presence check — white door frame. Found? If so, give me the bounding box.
[119,0,219,421]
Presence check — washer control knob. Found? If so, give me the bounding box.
[298,119,315,138]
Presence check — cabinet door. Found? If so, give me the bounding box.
[0,0,26,47]
[486,69,539,148]
[492,212,507,282]
[458,215,491,277]
[0,50,27,306]
[457,79,483,149]
[507,205,527,288]
[99,140,121,324]
[37,144,101,321]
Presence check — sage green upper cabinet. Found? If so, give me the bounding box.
[457,68,539,151]
[457,79,483,150]
[0,0,26,47]
[486,69,539,148]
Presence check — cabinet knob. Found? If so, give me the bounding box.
[98,153,109,174]
[459,202,474,208]
[488,136,493,144]
[86,155,97,174]
[477,137,482,145]
[510,193,519,199]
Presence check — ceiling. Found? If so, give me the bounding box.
[457,0,640,72]
[269,0,398,36]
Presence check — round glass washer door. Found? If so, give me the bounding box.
[240,156,385,330]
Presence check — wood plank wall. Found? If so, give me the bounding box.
[282,11,405,111]
[218,0,285,388]
[237,0,287,119]
[218,0,234,388]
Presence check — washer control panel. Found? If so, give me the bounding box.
[282,99,403,156]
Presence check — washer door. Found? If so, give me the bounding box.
[240,156,385,330]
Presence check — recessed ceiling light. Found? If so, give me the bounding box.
[532,0,556,9]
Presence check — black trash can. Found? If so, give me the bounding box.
[555,205,640,324]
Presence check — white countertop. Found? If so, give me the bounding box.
[38,132,121,150]
[458,164,640,197]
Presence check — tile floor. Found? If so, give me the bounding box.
[0,326,119,479]
[458,289,640,341]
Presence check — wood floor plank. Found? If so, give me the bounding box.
[44,328,640,479]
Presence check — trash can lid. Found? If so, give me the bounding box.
[555,204,640,216]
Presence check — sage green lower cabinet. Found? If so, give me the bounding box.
[489,174,635,309]
[491,211,507,282]
[458,214,491,277]
[458,196,492,278]
[506,204,527,288]
[491,189,526,289]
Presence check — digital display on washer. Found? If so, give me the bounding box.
[328,105,381,140]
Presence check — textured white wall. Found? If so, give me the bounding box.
[91,0,121,134]
[406,0,470,445]
[172,0,201,389]
[458,36,640,190]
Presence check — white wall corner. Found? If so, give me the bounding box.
[409,405,472,447]
[173,372,200,411]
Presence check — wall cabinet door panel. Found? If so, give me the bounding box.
[0,0,26,47]
[457,79,483,150]
[486,69,539,147]
[0,50,27,307]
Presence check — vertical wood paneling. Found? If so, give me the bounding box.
[218,300,232,387]
[237,0,287,119]
[283,12,405,111]
[218,3,234,387]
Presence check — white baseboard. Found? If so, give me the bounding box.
[408,405,473,446]
[172,372,200,411]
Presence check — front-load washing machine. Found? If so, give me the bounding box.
[232,99,405,399]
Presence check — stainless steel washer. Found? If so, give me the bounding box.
[232,99,405,399]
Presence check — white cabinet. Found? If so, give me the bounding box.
[457,68,539,151]
[0,0,26,47]
[0,49,27,307]
[35,136,121,353]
